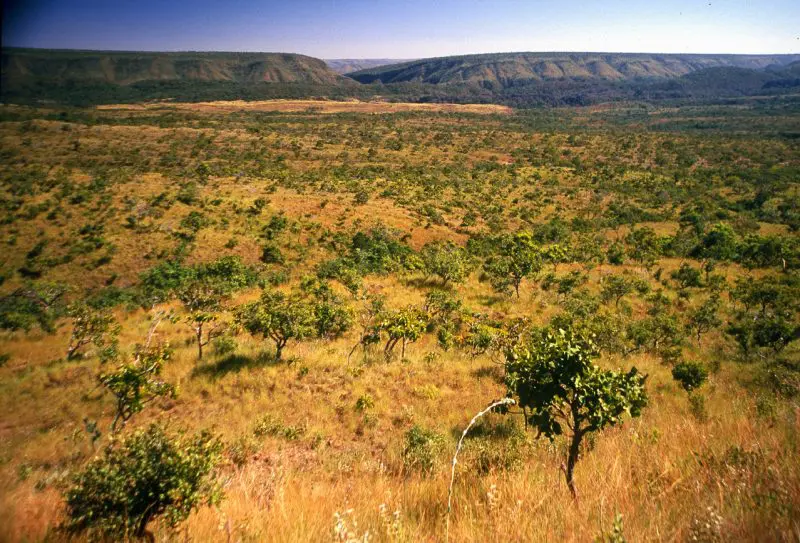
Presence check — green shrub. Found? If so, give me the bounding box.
[176,182,199,205]
[402,424,444,474]
[252,414,305,440]
[672,361,708,392]
[0,282,67,332]
[212,335,237,356]
[227,435,257,467]
[355,393,375,412]
[63,424,223,539]
[596,513,627,543]
[260,242,285,265]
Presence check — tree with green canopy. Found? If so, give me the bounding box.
[483,231,543,298]
[504,326,647,498]
[63,424,222,541]
[236,289,315,360]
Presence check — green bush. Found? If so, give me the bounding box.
[63,424,223,539]
[212,335,238,356]
[260,242,285,265]
[355,393,375,412]
[402,424,444,474]
[672,361,708,392]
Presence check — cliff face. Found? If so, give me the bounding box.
[347,52,800,87]
[1,49,347,86]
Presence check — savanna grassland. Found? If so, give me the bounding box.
[0,97,799,542]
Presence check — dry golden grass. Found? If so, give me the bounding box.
[96,99,512,115]
[3,311,797,542]
[1,102,798,542]
[1,270,798,541]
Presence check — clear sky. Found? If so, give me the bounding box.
[3,0,799,58]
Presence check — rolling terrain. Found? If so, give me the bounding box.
[1,48,349,86]
[4,48,800,108]
[347,51,800,87]
[0,96,798,541]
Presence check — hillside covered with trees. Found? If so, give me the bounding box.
[4,48,800,107]
[0,94,798,541]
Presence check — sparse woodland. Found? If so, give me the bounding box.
[0,97,799,541]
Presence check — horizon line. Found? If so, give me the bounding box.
[4,45,800,60]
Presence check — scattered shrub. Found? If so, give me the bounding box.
[402,424,445,474]
[672,361,709,392]
[63,424,223,540]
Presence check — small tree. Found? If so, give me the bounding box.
[626,291,684,355]
[63,424,223,540]
[504,327,647,498]
[626,227,660,271]
[542,243,570,272]
[236,289,315,360]
[483,231,542,298]
[178,280,228,361]
[66,302,120,360]
[99,338,176,433]
[463,318,507,358]
[730,314,798,356]
[0,282,67,333]
[686,294,722,345]
[421,241,470,286]
[692,223,739,263]
[670,263,702,293]
[304,280,353,340]
[381,306,428,360]
[600,274,635,308]
[347,293,385,362]
[728,275,799,357]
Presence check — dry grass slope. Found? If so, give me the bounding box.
[0,99,798,542]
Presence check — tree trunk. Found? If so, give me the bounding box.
[275,340,284,360]
[67,338,85,360]
[565,429,583,500]
[111,411,121,434]
[197,324,204,360]
[135,513,155,542]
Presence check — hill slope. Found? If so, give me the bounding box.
[2,48,347,86]
[324,58,413,74]
[348,52,800,87]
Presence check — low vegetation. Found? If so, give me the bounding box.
[0,95,798,541]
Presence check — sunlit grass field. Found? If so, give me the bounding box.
[0,99,798,541]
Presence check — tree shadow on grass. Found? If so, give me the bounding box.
[447,411,520,442]
[402,276,452,290]
[471,364,504,384]
[191,351,279,380]
[476,293,509,307]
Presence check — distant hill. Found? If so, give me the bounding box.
[347,52,800,88]
[325,59,413,74]
[2,48,348,86]
[3,48,800,108]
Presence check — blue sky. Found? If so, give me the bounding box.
[3,0,799,58]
